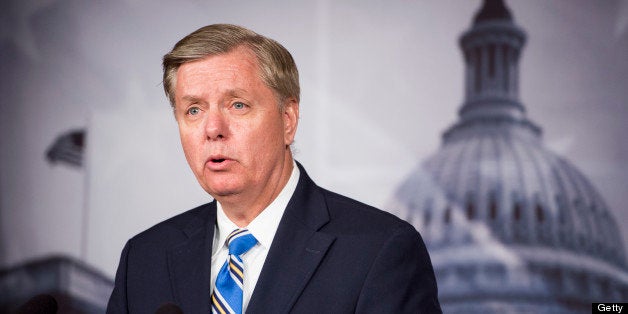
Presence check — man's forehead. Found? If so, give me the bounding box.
[175,55,260,92]
[178,57,250,80]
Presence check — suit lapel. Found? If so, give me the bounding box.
[167,202,217,313]
[247,163,335,313]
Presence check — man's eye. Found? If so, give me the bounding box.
[187,107,200,115]
[233,102,246,109]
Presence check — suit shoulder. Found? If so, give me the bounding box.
[128,202,214,246]
[320,188,415,234]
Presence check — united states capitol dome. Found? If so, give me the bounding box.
[388,0,628,312]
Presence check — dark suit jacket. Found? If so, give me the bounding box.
[107,163,441,313]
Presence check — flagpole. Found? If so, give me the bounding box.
[80,125,90,261]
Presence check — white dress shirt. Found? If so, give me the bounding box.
[210,163,300,313]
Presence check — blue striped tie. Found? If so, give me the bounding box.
[211,229,257,314]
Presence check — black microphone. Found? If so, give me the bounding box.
[155,303,183,314]
[16,294,58,314]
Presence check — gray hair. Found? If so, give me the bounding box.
[162,24,300,109]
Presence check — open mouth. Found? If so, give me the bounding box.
[211,158,226,163]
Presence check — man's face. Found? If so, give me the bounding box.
[173,46,298,203]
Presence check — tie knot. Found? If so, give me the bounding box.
[226,229,257,256]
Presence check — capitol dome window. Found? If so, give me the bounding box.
[488,191,498,221]
[466,194,476,220]
[535,202,544,223]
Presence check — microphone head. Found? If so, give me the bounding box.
[155,303,183,314]
[17,294,58,314]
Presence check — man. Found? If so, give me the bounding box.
[107,24,441,313]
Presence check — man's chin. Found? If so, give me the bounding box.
[203,183,243,200]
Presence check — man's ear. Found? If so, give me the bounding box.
[282,98,299,146]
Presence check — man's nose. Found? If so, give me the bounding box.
[204,109,228,140]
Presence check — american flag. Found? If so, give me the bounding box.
[46,129,86,167]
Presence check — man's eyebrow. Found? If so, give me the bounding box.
[180,95,202,103]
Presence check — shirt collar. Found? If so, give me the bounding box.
[214,162,300,253]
